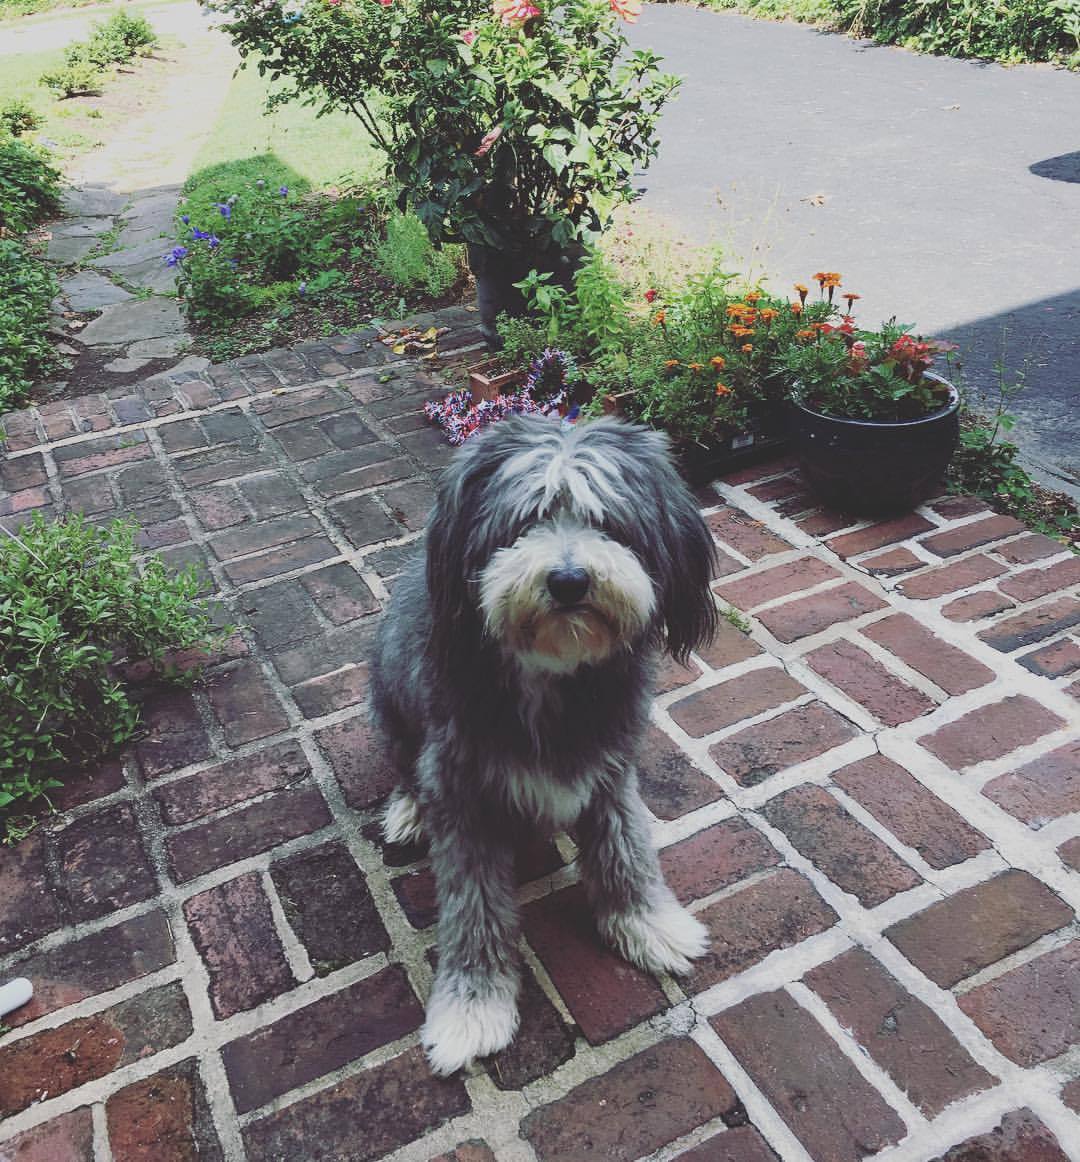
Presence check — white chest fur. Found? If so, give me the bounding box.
[497,766,595,829]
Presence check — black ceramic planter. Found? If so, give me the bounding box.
[790,374,960,516]
[467,242,582,348]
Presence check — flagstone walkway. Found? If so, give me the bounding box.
[1,309,1078,1162]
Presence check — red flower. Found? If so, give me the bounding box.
[609,0,642,21]
[644,287,658,303]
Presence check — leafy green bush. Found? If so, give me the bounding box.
[39,50,104,98]
[0,100,43,139]
[836,0,1078,64]
[375,211,463,297]
[40,9,158,98]
[84,8,157,66]
[0,239,59,409]
[712,0,1080,66]
[174,181,364,325]
[0,136,63,234]
[0,514,220,816]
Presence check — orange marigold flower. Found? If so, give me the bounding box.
[709,355,726,369]
[813,272,827,285]
[725,303,749,317]
[741,343,753,353]
[758,307,779,323]
[844,292,861,309]
[652,309,666,326]
[790,301,803,315]
[794,283,809,296]
[795,328,815,341]
[823,272,842,287]
[729,324,755,338]
[688,362,704,372]
[663,359,680,368]
[715,382,732,396]
[744,291,762,303]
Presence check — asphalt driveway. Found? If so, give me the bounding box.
[630,5,1080,496]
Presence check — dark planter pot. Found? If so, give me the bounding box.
[467,242,583,348]
[675,400,790,486]
[790,373,960,516]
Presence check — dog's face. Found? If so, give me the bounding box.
[426,416,718,676]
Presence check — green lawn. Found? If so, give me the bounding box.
[184,60,382,201]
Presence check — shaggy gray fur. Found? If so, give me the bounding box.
[370,416,717,1073]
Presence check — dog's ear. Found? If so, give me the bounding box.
[612,424,719,665]
[424,425,513,673]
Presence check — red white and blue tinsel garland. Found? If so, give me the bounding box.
[424,349,581,446]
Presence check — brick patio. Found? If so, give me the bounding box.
[1,308,1078,1162]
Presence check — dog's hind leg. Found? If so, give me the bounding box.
[422,797,521,1076]
[577,768,708,977]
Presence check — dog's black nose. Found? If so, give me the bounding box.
[547,567,590,606]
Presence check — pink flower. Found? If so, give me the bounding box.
[378,0,392,6]
[462,28,476,44]
[493,0,540,27]
[474,125,503,157]
[608,0,641,22]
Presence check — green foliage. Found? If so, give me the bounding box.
[0,239,59,409]
[212,0,680,253]
[836,0,1079,65]
[947,362,1078,539]
[0,135,63,232]
[375,211,464,296]
[494,313,550,367]
[40,8,158,97]
[175,181,365,325]
[40,49,105,98]
[781,317,956,421]
[0,99,43,139]
[0,514,220,815]
[84,9,157,66]
[713,0,1080,66]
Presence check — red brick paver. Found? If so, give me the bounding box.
[3,323,1079,1161]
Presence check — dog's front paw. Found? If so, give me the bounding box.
[382,789,424,846]
[601,894,709,977]
[422,977,520,1076]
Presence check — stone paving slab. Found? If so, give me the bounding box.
[1,313,1079,1161]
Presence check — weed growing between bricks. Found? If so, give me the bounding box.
[0,313,1079,1160]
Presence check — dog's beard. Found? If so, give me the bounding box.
[479,521,655,674]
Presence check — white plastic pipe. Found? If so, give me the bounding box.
[0,978,33,1019]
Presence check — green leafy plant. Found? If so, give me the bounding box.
[375,210,464,296]
[0,136,63,233]
[40,50,105,98]
[0,514,221,817]
[40,9,158,98]
[0,240,60,410]
[0,99,43,139]
[207,0,680,256]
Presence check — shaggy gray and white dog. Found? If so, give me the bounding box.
[370,415,718,1075]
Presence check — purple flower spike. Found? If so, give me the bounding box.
[217,202,232,220]
[279,186,289,197]
[181,214,190,225]
[208,234,221,249]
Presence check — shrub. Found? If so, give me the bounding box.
[375,211,463,296]
[40,50,105,98]
[84,9,157,66]
[0,99,43,139]
[0,136,63,233]
[0,514,220,817]
[0,239,60,410]
[174,182,361,325]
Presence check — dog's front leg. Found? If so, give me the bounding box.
[577,769,708,977]
[422,804,520,1076]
